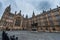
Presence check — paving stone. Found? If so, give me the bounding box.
[0,31,60,40]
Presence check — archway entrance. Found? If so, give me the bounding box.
[31,23,38,31]
[32,28,37,31]
[53,27,55,31]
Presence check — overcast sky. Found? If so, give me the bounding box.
[0,0,60,19]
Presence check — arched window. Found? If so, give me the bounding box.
[15,19,21,26]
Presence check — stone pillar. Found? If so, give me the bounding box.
[46,14,50,32]
[13,18,16,30]
[58,9,60,31]
[50,11,57,32]
[20,17,23,30]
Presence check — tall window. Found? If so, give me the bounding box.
[8,14,14,19]
[3,21,7,26]
[56,16,60,20]
[15,19,21,26]
[49,20,54,27]
[54,12,59,16]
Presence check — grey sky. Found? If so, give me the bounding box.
[0,0,60,19]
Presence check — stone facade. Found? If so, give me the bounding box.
[0,5,60,32]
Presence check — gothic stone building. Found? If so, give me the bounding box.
[0,5,60,32]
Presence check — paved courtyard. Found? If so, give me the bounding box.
[0,31,60,40]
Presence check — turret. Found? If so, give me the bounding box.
[5,5,11,12]
[50,8,51,11]
[43,10,46,13]
[50,8,53,12]
[23,14,24,17]
[15,11,17,15]
[32,11,35,17]
[56,5,60,11]
[18,10,21,16]
[26,14,28,19]
[57,5,59,8]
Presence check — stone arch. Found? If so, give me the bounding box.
[15,16,21,26]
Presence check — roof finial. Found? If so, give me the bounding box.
[23,14,24,17]
[50,8,51,11]
[43,10,46,13]
[15,11,17,15]
[57,5,58,8]
[26,14,28,18]
[20,10,21,13]
[32,11,35,17]
[18,10,21,16]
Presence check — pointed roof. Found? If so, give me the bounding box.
[32,11,35,17]
[50,8,51,10]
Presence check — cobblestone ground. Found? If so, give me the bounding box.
[0,31,60,40]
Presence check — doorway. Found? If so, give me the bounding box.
[32,28,37,31]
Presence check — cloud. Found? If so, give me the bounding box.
[0,0,60,19]
[36,1,51,11]
[0,2,3,19]
[0,2,2,7]
[0,0,18,19]
[15,0,35,17]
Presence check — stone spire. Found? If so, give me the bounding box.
[32,11,35,17]
[57,5,59,8]
[57,5,59,11]
[18,10,21,16]
[50,8,51,11]
[43,10,46,13]
[23,14,24,17]
[15,11,17,15]
[26,14,28,19]
[5,5,11,12]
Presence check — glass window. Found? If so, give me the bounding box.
[49,21,54,27]
[56,22,60,25]
[56,16,60,20]
[48,13,51,16]
[48,17,53,21]
[3,22,7,26]
[9,15,13,19]
[54,12,59,16]
[15,19,21,26]
[37,17,40,20]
